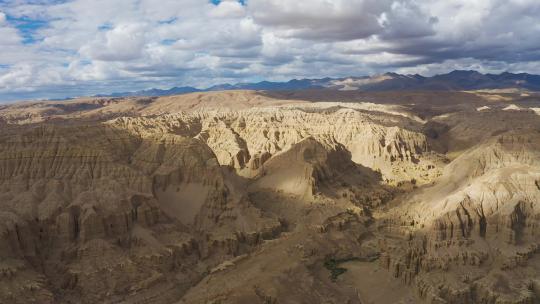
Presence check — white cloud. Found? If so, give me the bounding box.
[209,0,246,19]
[0,64,34,90]
[80,23,148,61]
[0,28,21,46]
[0,11,22,47]
[0,0,540,102]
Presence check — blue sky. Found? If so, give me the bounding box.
[211,0,245,5]
[5,15,48,44]
[1,0,540,102]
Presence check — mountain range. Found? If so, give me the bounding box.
[93,70,540,98]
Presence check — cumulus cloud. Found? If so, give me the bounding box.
[0,0,539,102]
[248,0,390,41]
[81,23,148,61]
[209,0,246,18]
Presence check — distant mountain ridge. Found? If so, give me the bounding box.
[93,86,202,97]
[94,70,540,98]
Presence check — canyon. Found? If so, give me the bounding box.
[0,89,539,303]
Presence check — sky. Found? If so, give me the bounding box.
[0,0,540,102]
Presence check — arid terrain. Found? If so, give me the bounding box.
[0,89,539,303]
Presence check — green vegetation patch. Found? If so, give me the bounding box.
[323,257,357,282]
